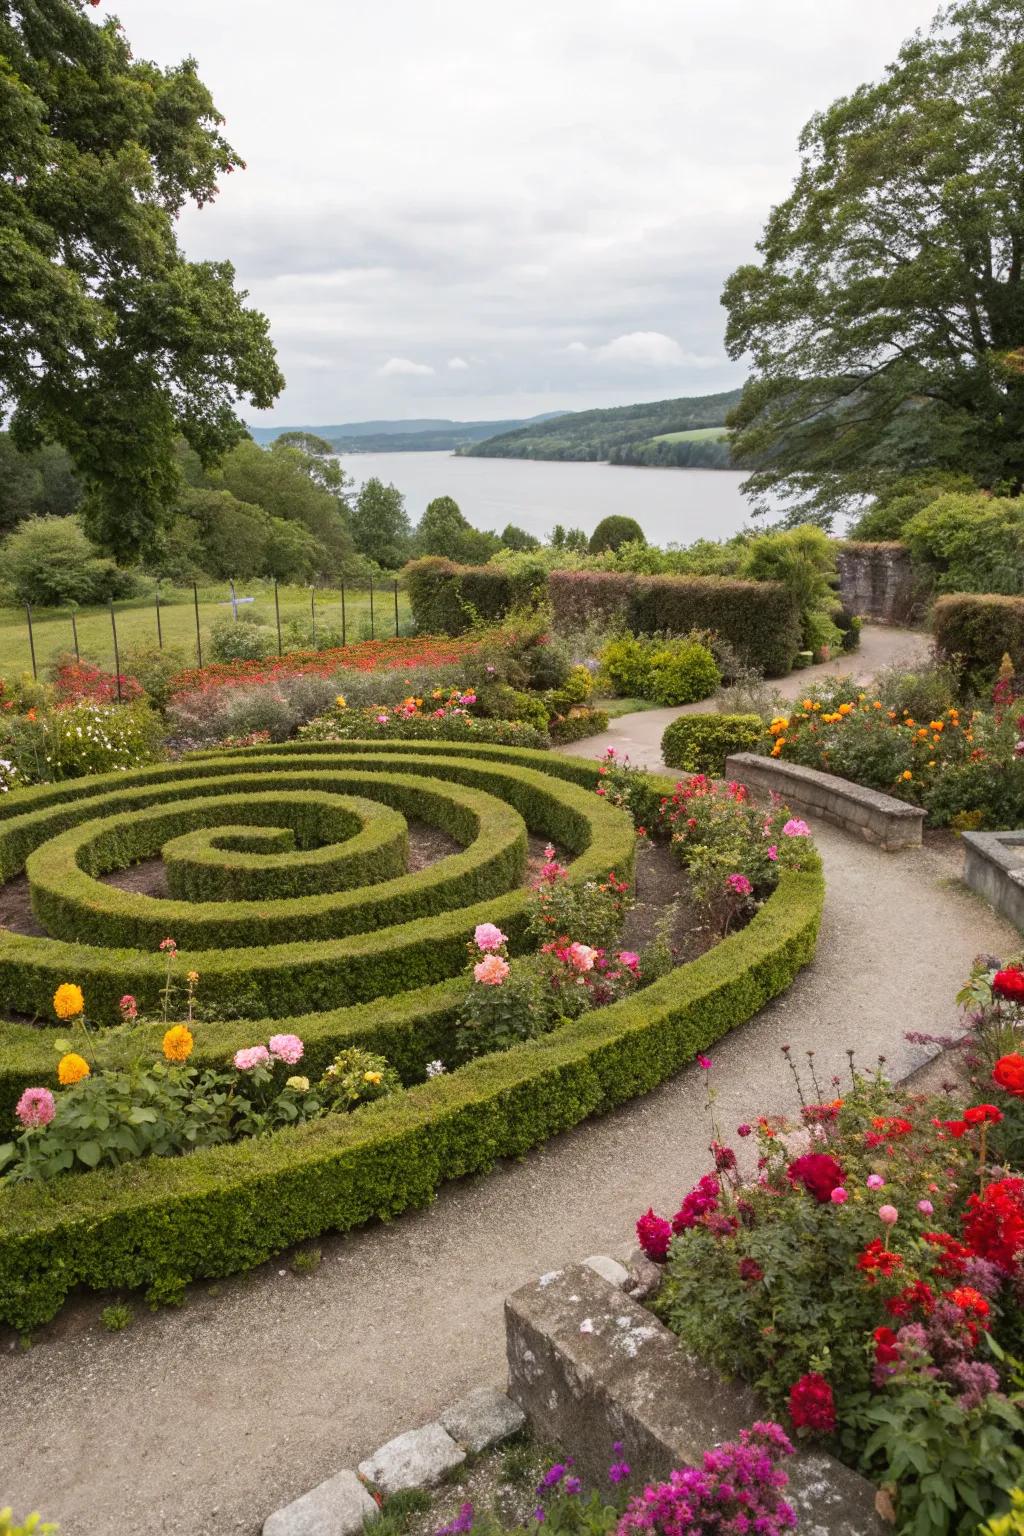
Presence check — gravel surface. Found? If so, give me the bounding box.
[2,624,1012,1536]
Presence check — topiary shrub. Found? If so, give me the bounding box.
[932,593,1024,693]
[661,713,764,775]
[2,515,137,606]
[549,708,609,745]
[404,557,546,636]
[588,515,646,554]
[600,634,719,706]
[628,576,800,678]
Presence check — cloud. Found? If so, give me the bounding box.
[448,356,470,370]
[377,357,435,377]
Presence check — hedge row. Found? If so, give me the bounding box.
[404,556,547,635]
[548,571,801,677]
[0,865,824,1330]
[932,592,1024,691]
[0,746,635,1022]
[661,714,764,775]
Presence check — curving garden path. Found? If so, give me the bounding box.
[1,624,1014,1536]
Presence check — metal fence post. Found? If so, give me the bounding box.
[25,604,37,680]
[369,577,374,640]
[274,580,283,656]
[109,600,122,703]
[70,607,80,662]
[393,579,399,637]
[310,586,317,648]
[155,583,163,648]
[193,582,203,668]
[341,584,346,648]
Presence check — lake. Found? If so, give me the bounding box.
[334,450,769,546]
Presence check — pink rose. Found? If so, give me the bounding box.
[867,1173,885,1189]
[567,942,597,974]
[782,818,811,838]
[474,954,510,986]
[766,845,778,862]
[474,922,508,952]
[830,1187,848,1204]
[917,1199,934,1215]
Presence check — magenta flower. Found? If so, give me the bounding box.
[766,844,778,861]
[918,1199,934,1215]
[782,818,811,838]
[726,872,753,897]
[234,1045,271,1071]
[269,1033,304,1065]
[474,922,508,952]
[119,993,138,1021]
[697,1054,712,1070]
[636,1207,673,1262]
[15,1086,56,1128]
[830,1187,848,1204]
[617,951,640,971]
[867,1173,885,1190]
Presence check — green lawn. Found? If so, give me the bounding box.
[650,426,729,444]
[0,579,412,678]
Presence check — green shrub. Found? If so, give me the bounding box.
[207,615,276,663]
[403,558,546,635]
[119,643,189,713]
[739,525,840,650]
[2,515,137,606]
[588,515,646,554]
[904,491,1024,594]
[600,633,719,705]
[660,713,764,774]
[932,593,1024,693]
[0,698,164,784]
[549,709,609,746]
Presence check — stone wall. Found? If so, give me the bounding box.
[724,753,925,850]
[836,541,918,624]
[962,831,1024,932]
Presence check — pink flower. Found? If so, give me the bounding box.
[234,1045,271,1071]
[782,819,811,838]
[474,922,508,952]
[766,844,778,861]
[159,937,177,953]
[566,942,597,974]
[376,713,389,724]
[636,1207,672,1262]
[830,1187,848,1204]
[474,954,510,986]
[879,1204,899,1226]
[15,1086,56,1128]
[918,1199,934,1215]
[867,1174,885,1189]
[119,993,138,1021]
[697,1054,712,1070]
[269,1033,304,1065]
[726,872,753,897]
[617,950,640,973]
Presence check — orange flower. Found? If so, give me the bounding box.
[53,983,84,1020]
[162,1025,194,1063]
[58,1052,90,1086]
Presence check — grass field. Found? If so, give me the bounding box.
[650,426,729,444]
[0,579,413,678]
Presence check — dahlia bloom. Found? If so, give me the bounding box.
[15,1086,56,1128]
[726,872,753,897]
[993,967,1024,1003]
[993,1053,1024,1097]
[57,1052,90,1086]
[474,954,510,986]
[269,1033,304,1065]
[53,983,84,1020]
[787,1152,845,1203]
[234,1045,271,1071]
[162,1025,194,1063]
[566,942,597,974]
[636,1207,673,1262]
[474,922,508,952]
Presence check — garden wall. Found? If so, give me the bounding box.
[835,542,917,624]
[724,753,925,850]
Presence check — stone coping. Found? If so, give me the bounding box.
[724,752,925,851]
[962,830,1024,932]
[506,1262,884,1536]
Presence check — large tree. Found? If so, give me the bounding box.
[723,0,1024,527]
[0,0,283,556]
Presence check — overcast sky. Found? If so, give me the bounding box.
[113,0,940,427]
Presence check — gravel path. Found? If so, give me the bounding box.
[2,624,1012,1536]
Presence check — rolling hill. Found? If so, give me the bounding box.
[248,414,564,453]
[462,388,742,464]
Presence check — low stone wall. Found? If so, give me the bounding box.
[962,830,1024,931]
[724,752,925,850]
[836,541,918,624]
[506,1263,884,1536]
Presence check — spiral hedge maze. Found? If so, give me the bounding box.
[0,741,825,1328]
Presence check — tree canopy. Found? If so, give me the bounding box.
[415,496,500,564]
[350,478,412,569]
[0,0,283,557]
[723,1,1024,527]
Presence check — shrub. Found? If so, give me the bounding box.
[0,698,164,784]
[661,714,764,774]
[740,524,840,650]
[549,709,609,745]
[404,558,546,636]
[207,615,276,663]
[49,654,144,705]
[119,644,190,713]
[2,515,137,606]
[904,491,1024,594]
[600,633,720,706]
[933,594,1024,694]
[588,515,646,553]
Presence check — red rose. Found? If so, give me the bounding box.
[964,1104,1003,1125]
[873,1326,900,1364]
[964,1178,1024,1274]
[941,1119,968,1138]
[993,1054,1024,1098]
[788,1372,836,1434]
[993,968,1024,1003]
[787,1152,845,1203]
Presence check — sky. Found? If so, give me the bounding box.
[113,0,942,427]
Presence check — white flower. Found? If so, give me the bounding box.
[425,1060,446,1078]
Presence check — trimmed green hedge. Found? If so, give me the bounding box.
[0,864,824,1330]
[404,556,547,635]
[932,592,1024,692]
[661,714,765,775]
[549,709,610,746]
[548,571,800,677]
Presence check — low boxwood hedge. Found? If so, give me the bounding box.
[0,863,824,1330]
[661,714,765,775]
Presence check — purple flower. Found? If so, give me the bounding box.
[436,1504,474,1536]
[564,1478,582,1496]
[609,1460,631,1484]
[538,1464,567,1491]
[782,818,811,838]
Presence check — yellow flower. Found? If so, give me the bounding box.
[771,739,786,757]
[838,702,853,716]
[769,717,788,736]
[53,983,84,1020]
[801,698,813,710]
[186,970,199,984]
[901,770,913,781]
[162,1025,194,1062]
[335,695,347,709]
[58,1051,90,1086]
[363,1070,383,1085]
[286,1075,310,1092]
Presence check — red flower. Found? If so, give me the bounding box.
[858,1239,903,1277]
[873,1326,900,1364]
[922,1231,972,1278]
[993,968,1024,1003]
[787,1152,845,1203]
[738,1257,764,1284]
[993,1054,1024,1098]
[964,1178,1024,1274]
[636,1208,673,1263]
[964,1104,1003,1125]
[871,1115,914,1139]
[941,1119,969,1139]
[884,1280,935,1319]
[945,1286,991,1323]
[788,1372,835,1434]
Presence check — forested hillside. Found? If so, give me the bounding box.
[463,388,742,461]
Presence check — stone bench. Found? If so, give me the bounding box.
[962,830,1024,932]
[506,1263,884,1536]
[724,752,925,851]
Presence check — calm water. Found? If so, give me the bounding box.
[335,450,766,545]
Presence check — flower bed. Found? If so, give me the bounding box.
[633,960,1024,1534]
[0,741,824,1327]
